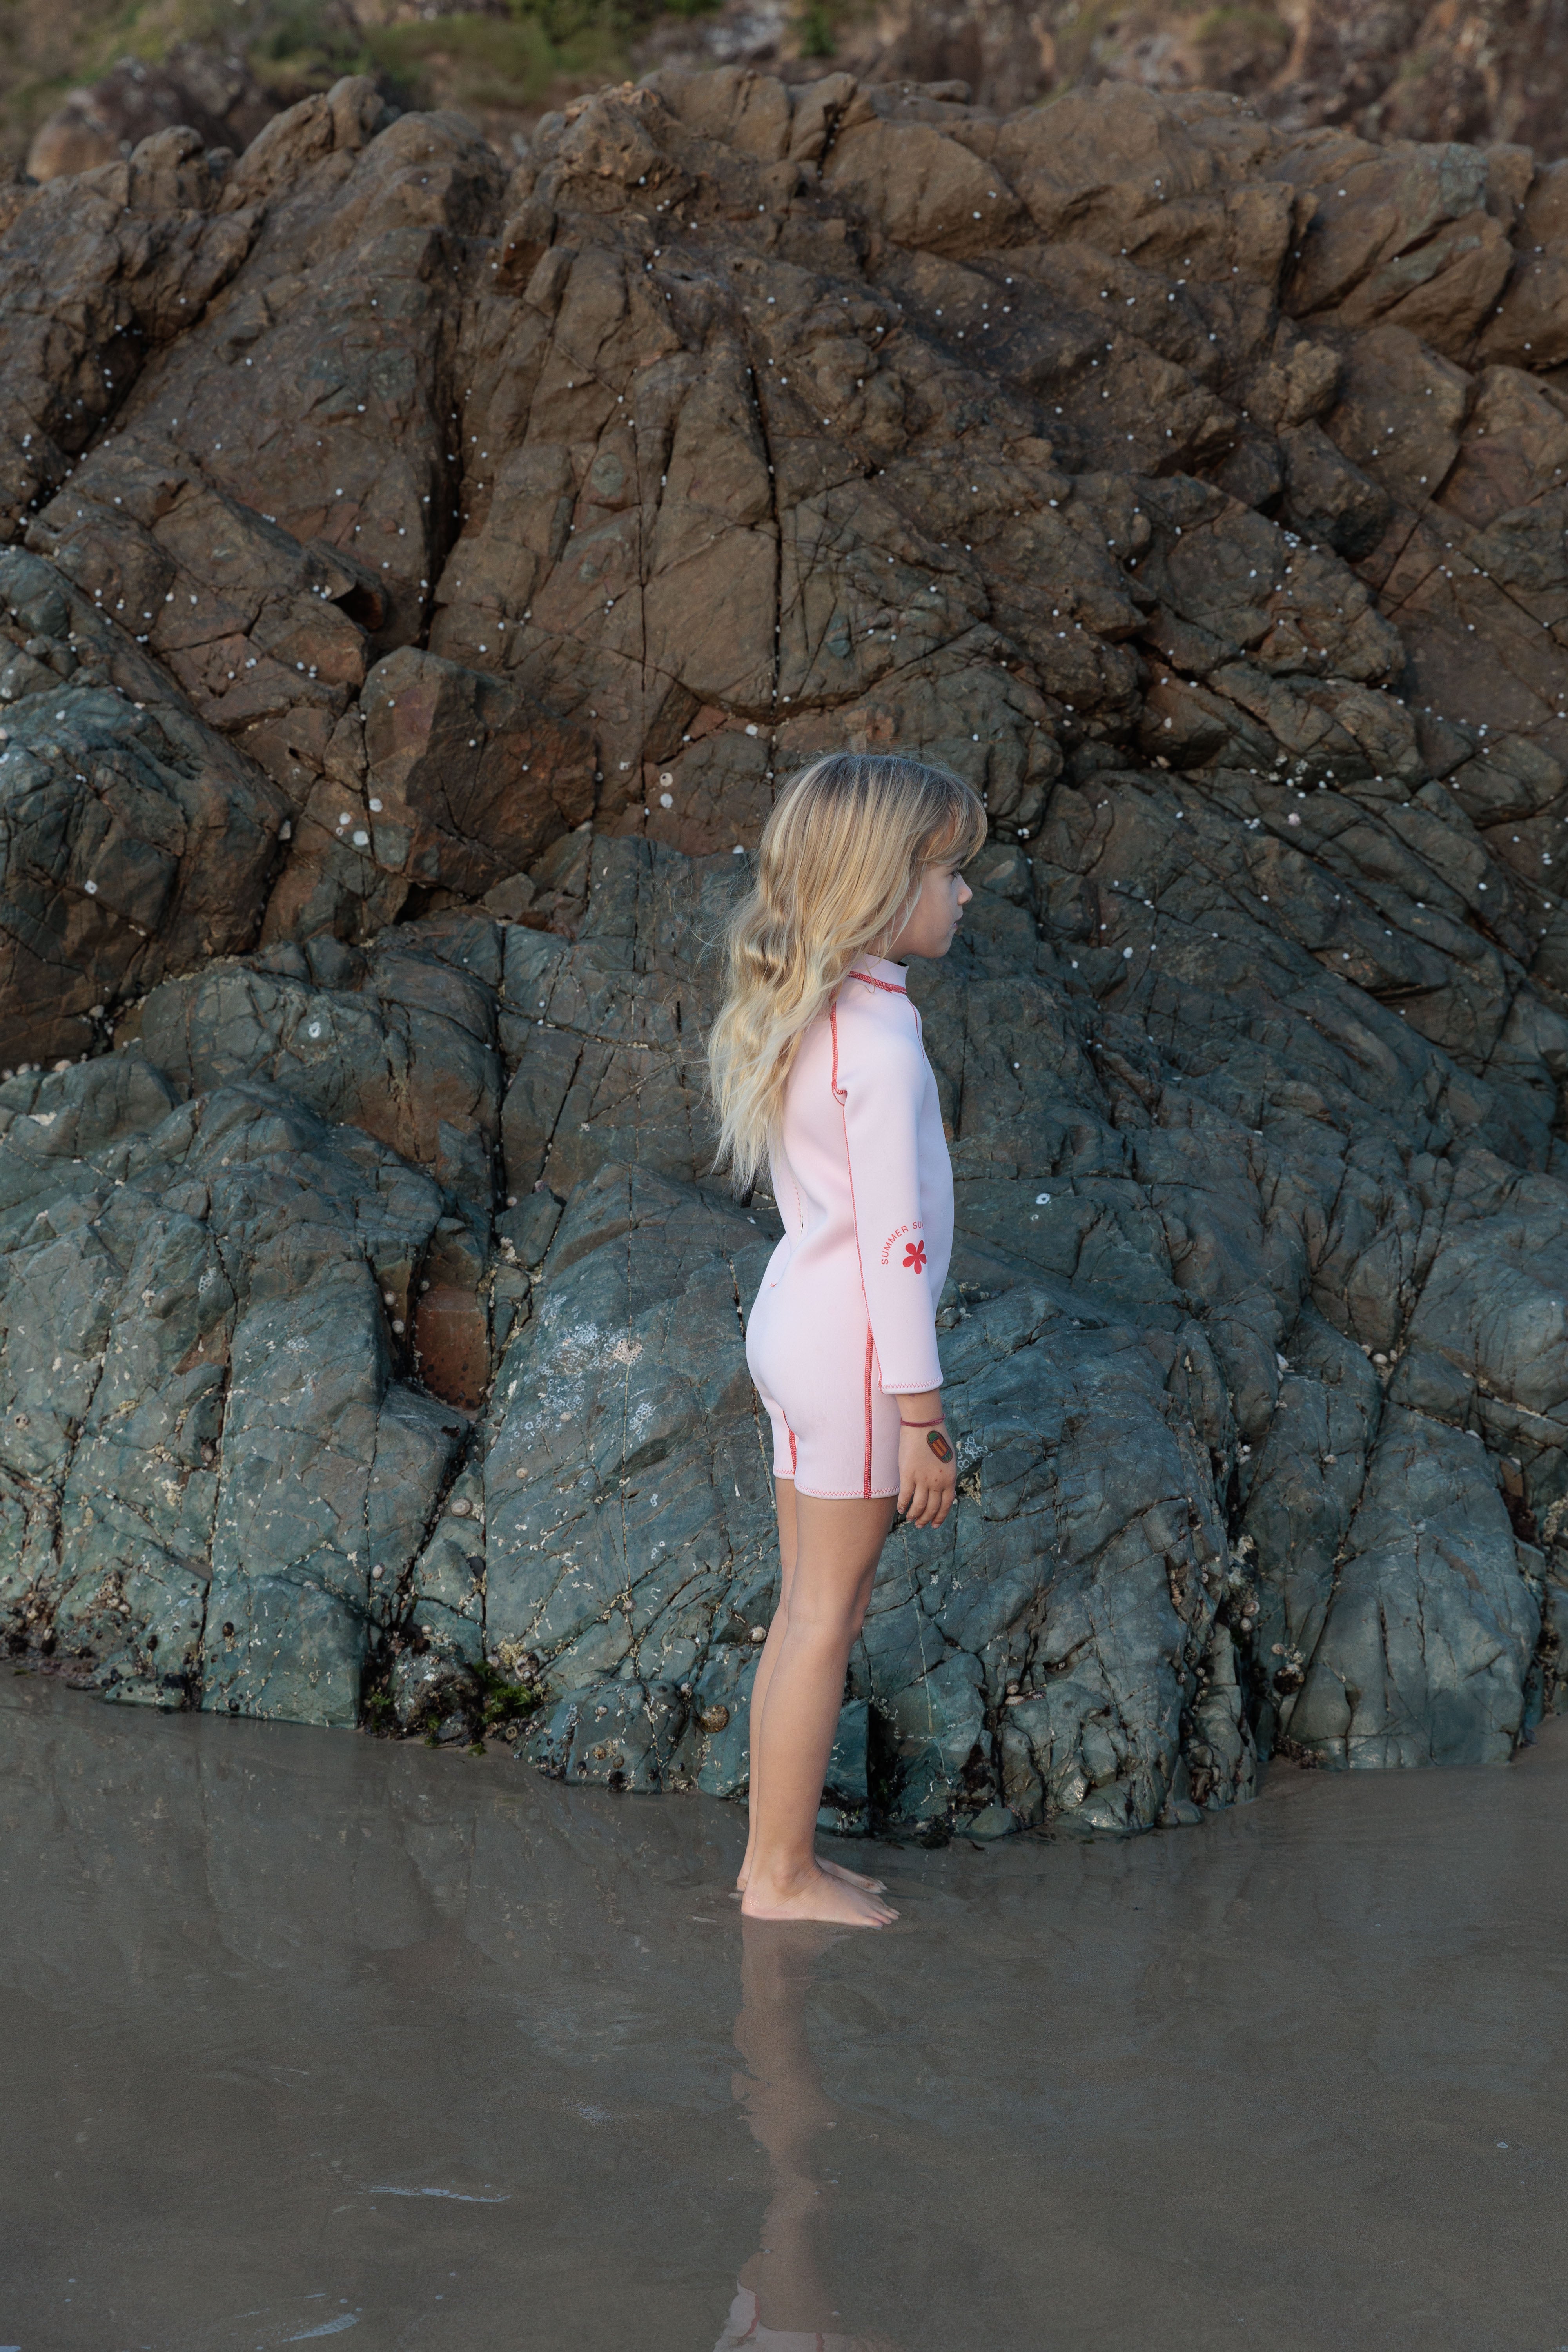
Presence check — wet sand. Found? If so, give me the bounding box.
[1,1675,1564,2352]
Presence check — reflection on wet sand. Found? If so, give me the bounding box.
[721,1922,900,2352]
[1,1673,1565,2351]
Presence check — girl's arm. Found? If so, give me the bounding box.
[833,1012,944,1396]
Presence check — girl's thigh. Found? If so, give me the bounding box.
[786,1492,895,1627]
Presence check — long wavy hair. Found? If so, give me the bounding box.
[707,751,986,1191]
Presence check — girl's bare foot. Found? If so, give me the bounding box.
[736,1855,886,1896]
[740,1867,898,1927]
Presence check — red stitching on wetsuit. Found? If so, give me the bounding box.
[862,1328,874,1497]
[846,969,907,995]
[788,1424,797,1475]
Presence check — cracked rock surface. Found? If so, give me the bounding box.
[1,67,1565,1836]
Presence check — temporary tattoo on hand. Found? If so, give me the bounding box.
[926,1429,953,1462]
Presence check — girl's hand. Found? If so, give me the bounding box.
[896,1396,956,1528]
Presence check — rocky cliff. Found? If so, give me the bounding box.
[1,65,1565,1837]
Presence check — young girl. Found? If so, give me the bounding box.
[708,752,985,1928]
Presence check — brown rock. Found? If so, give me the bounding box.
[824,114,1026,256]
[0,546,285,1061]
[0,129,259,532]
[415,1283,491,1414]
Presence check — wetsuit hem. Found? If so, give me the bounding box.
[793,1481,900,1501]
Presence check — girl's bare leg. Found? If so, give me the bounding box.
[736,1478,886,1897]
[740,1493,898,1928]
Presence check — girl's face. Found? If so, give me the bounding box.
[887,855,973,961]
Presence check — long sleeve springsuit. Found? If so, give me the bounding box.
[744,954,953,1499]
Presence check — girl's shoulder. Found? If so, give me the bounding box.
[836,967,922,1033]
[829,975,926,1081]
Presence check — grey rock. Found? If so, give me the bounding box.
[1285,1408,1539,1768]
[530,1676,691,1790]
[134,909,508,1216]
[0,1052,459,1722]
[822,1698,870,1822]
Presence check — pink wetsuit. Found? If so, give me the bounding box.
[745,953,953,1499]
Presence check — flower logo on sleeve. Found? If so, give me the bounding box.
[902,1240,927,1272]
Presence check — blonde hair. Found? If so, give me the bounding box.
[707,751,986,1190]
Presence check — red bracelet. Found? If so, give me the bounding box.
[899,1414,946,1427]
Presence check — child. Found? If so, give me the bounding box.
[708,751,985,1927]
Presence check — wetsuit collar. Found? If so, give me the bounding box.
[846,953,908,994]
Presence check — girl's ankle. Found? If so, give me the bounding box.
[746,1857,818,1899]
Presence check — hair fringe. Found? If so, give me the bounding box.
[706,751,986,1191]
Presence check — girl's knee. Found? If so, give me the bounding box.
[779,1595,863,1654]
